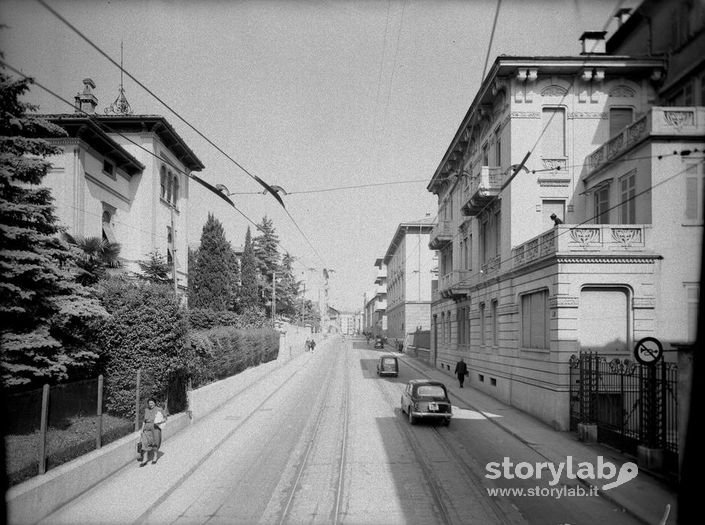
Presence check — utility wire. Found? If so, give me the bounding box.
[0,59,317,277]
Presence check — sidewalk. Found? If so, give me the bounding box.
[33,337,321,525]
[400,352,678,525]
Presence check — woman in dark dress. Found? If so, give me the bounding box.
[139,398,166,466]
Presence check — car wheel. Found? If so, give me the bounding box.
[443,418,451,427]
[408,409,416,425]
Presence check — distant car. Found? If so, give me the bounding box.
[401,379,452,426]
[374,336,385,349]
[376,355,399,377]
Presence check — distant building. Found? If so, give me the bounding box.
[383,218,437,340]
[41,78,204,292]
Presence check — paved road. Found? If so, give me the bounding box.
[43,336,643,524]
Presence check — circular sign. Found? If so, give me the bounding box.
[634,337,663,365]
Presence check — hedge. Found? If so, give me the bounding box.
[189,325,279,389]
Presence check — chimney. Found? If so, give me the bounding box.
[74,78,98,114]
[616,7,632,27]
[579,31,607,55]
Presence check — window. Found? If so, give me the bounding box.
[172,176,179,205]
[620,171,636,224]
[495,128,502,167]
[167,226,173,264]
[103,159,115,177]
[491,299,498,346]
[462,235,469,270]
[480,218,489,265]
[494,208,501,258]
[482,142,489,166]
[465,308,471,346]
[543,200,565,230]
[167,171,173,202]
[579,288,628,351]
[458,309,465,345]
[541,107,566,158]
[441,312,446,344]
[609,108,634,137]
[160,166,167,199]
[594,184,610,224]
[686,283,699,343]
[685,163,704,223]
[480,303,486,346]
[467,234,472,271]
[521,290,549,349]
[447,312,452,344]
[101,209,117,244]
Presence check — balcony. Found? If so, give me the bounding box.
[374,298,387,312]
[587,107,705,175]
[462,166,503,216]
[437,269,471,300]
[511,224,653,270]
[429,220,453,250]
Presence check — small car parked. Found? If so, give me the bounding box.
[376,355,399,377]
[374,336,385,349]
[400,379,452,426]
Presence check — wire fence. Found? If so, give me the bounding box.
[3,370,188,487]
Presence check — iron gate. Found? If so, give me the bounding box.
[569,352,678,477]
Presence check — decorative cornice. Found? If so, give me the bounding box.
[556,256,659,264]
[550,296,579,308]
[568,112,608,120]
[632,297,656,309]
[511,111,540,119]
[538,178,571,187]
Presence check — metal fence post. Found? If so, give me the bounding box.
[96,375,103,449]
[38,384,49,475]
[134,368,141,432]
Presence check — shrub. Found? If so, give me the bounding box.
[94,278,189,418]
[188,307,270,330]
[188,325,279,388]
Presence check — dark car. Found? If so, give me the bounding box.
[374,336,385,349]
[376,355,399,377]
[400,379,452,426]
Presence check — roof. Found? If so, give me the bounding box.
[45,114,205,172]
[39,115,144,176]
[427,54,666,194]
[383,218,436,264]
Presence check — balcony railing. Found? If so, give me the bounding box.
[587,107,705,174]
[512,224,651,269]
[429,220,453,250]
[462,166,503,216]
[437,269,471,299]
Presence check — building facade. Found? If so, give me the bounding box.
[42,79,204,292]
[424,27,701,430]
[383,218,436,340]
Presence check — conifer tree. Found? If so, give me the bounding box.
[0,68,106,387]
[253,216,280,279]
[239,226,259,310]
[277,252,300,317]
[188,213,237,310]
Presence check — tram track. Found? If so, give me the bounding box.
[368,351,525,525]
[275,342,351,525]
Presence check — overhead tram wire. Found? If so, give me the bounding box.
[0,59,316,276]
[35,0,285,209]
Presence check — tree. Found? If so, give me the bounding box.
[239,226,259,311]
[137,250,171,284]
[252,216,280,305]
[0,68,106,387]
[63,233,121,285]
[188,213,237,310]
[276,252,300,317]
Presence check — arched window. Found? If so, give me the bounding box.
[172,175,179,204]
[167,171,173,202]
[160,166,167,199]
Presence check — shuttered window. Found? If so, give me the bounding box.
[521,290,548,349]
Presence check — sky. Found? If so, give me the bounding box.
[0,0,637,312]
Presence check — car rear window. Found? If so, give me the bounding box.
[382,358,396,366]
[416,385,446,397]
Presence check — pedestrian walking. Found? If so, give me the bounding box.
[454,359,468,388]
[310,339,316,352]
[139,398,167,466]
[305,336,312,352]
